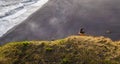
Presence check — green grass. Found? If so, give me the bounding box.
[0,36,120,64]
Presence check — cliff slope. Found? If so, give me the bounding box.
[0,36,120,64]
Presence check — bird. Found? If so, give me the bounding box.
[78,28,86,36]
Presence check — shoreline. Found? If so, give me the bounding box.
[0,0,49,37]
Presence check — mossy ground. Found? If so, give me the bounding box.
[0,36,120,64]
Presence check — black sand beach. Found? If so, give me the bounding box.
[0,0,120,44]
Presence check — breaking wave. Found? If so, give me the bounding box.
[0,0,49,37]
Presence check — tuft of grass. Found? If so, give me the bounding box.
[45,47,53,52]
[0,36,120,64]
[22,42,29,46]
[61,58,70,64]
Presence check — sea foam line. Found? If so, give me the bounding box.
[0,0,49,37]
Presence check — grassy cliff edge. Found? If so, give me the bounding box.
[0,36,120,64]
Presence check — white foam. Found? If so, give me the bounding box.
[0,0,49,37]
[1,9,27,20]
[32,0,49,6]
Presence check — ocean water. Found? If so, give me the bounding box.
[0,0,49,37]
